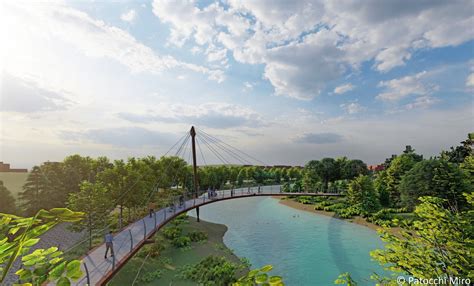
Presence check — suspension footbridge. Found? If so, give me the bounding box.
[47,126,344,285]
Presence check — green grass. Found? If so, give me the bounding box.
[0,172,29,198]
[109,218,246,285]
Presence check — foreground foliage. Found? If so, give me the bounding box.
[178,255,242,285]
[0,208,83,285]
[371,194,473,283]
[234,264,284,286]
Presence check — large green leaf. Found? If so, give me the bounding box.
[49,261,66,280]
[56,277,71,286]
[268,276,283,285]
[255,273,268,284]
[260,265,273,272]
[66,260,82,280]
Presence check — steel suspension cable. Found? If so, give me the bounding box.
[62,132,190,255]
[198,128,267,165]
[198,132,251,165]
[196,137,208,166]
[198,134,231,165]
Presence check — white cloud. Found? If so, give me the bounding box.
[207,48,227,62]
[151,0,474,100]
[120,9,136,23]
[334,83,354,95]
[377,71,438,101]
[2,2,224,83]
[1,73,73,113]
[242,82,254,92]
[466,73,474,87]
[340,102,365,114]
[117,102,265,129]
[405,96,439,110]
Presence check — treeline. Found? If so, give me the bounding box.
[294,134,473,218]
[1,156,304,217]
[301,157,368,192]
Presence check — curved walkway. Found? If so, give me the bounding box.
[73,185,342,285]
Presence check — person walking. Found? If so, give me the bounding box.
[179,194,184,207]
[104,231,114,259]
[148,202,156,218]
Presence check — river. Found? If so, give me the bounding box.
[189,196,387,286]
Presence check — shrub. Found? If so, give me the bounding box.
[139,269,162,283]
[178,256,239,285]
[171,214,189,226]
[172,236,191,248]
[335,205,361,218]
[163,226,182,240]
[188,231,208,242]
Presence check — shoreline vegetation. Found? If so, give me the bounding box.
[109,216,249,285]
[276,197,402,236]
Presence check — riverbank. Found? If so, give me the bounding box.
[109,217,247,285]
[277,197,401,235]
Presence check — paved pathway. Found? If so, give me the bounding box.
[71,185,342,285]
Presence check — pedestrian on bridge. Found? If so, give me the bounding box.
[104,231,114,259]
[148,202,156,218]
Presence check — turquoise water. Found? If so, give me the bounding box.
[189,197,387,286]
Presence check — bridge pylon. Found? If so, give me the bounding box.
[190,126,200,222]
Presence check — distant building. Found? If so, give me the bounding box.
[368,164,384,172]
[0,162,28,173]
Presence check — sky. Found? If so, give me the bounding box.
[1,0,473,168]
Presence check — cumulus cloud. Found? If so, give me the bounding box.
[377,71,438,101]
[340,102,366,114]
[152,0,474,100]
[117,102,264,129]
[120,9,136,23]
[334,83,355,95]
[0,73,72,113]
[295,132,344,144]
[4,2,224,83]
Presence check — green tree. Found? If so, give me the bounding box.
[305,158,340,192]
[252,167,266,184]
[68,181,113,249]
[0,181,17,214]
[347,175,380,214]
[340,159,368,180]
[237,169,245,186]
[98,159,142,228]
[40,162,67,210]
[374,170,390,207]
[292,180,303,193]
[383,152,422,207]
[460,155,474,186]
[272,168,282,183]
[400,159,471,210]
[370,195,474,283]
[440,133,473,163]
[62,155,96,196]
[19,166,47,216]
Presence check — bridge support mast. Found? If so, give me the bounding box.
[190,126,200,222]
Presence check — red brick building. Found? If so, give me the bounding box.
[0,162,28,173]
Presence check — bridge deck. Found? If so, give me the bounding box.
[70,185,342,285]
